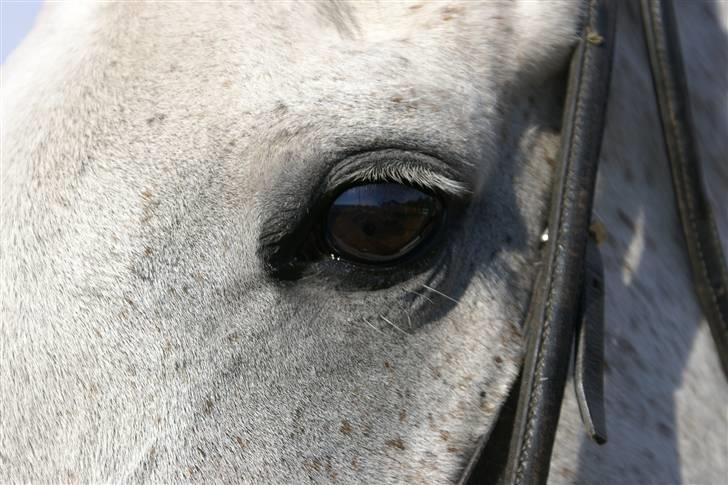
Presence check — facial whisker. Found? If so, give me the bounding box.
[362,318,384,334]
[380,315,410,335]
[422,284,460,304]
[403,288,436,304]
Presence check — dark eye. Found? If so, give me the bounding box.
[324,183,444,264]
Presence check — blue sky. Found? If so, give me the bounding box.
[1,1,43,64]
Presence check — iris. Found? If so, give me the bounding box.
[325,183,443,263]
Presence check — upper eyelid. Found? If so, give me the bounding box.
[324,150,473,199]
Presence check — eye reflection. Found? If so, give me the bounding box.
[325,183,443,263]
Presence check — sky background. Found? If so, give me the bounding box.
[1,1,43,64]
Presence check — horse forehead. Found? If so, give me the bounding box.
[34,1,583,88]
[82,1,583,42]
[21,0,581,175]
[6,1,585,127]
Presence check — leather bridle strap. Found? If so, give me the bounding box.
[501,1,616,483]
[640,0,728,379]
[459,1,617,483]
[460,0,728,482]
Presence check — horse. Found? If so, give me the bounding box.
[2,1,726,483]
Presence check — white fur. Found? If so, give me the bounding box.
[1,1,725,483]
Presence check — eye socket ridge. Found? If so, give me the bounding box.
[258,149,470,279]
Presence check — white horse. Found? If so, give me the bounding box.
[2,1,726,483]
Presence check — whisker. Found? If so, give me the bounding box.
[422,284,460,304]
[380,315,410,336]
[396,298,415,330]
[362,318,384,334]
[403,288,436,304]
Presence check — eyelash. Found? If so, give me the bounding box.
[323,150,471,200]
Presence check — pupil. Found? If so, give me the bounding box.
[362,221,377,237]
[325,183,443,263]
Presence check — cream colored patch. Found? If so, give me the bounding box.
[621,209,645,285]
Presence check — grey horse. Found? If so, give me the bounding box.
[2,1,726,483]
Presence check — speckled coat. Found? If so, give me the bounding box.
[1,1,726,483]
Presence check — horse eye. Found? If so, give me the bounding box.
[324,183,443,264]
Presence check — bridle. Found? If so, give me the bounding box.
[459,0,728,483]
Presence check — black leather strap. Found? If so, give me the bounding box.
[573,236,607,445]
[459,2,616,483]
[460,0,728,482]
[639,0,728,379]
[501,1,616,483]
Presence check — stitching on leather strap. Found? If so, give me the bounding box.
[651,0,728,332]
[513,0,600,481]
